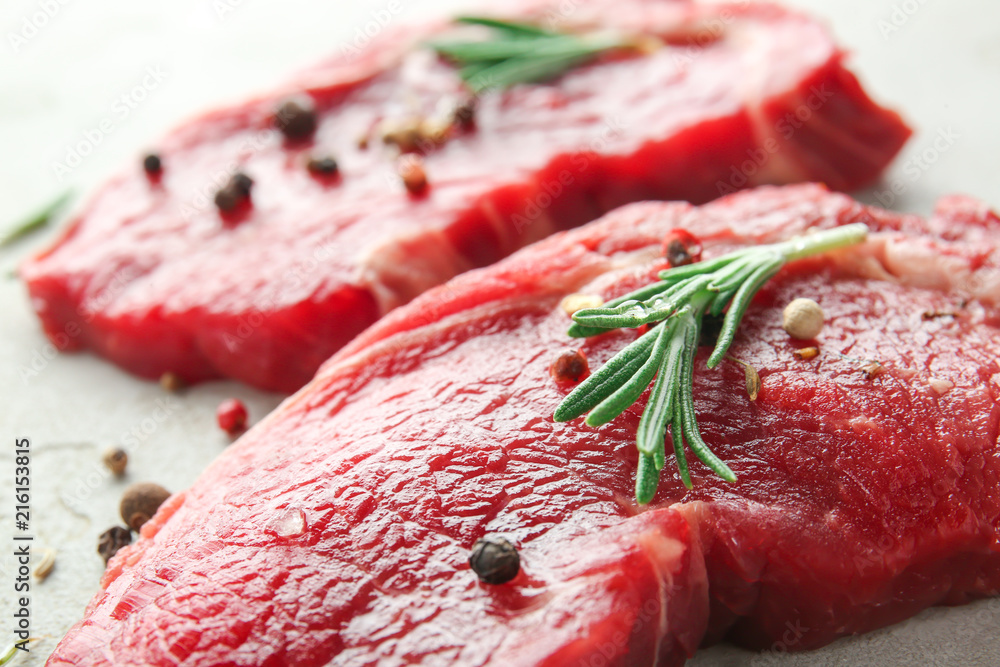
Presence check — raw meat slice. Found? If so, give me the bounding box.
[47,184,1000,666]
[21,0,910,392]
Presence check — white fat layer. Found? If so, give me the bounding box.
[837,234,1000,305]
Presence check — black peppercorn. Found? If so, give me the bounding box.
[307,156,339,176]
[142,153,162,175]
[275,99,318,140]
[469,536,520,584]
[97,526,132,564]
[665,239,692,267]
[453,98,477,128]
[214,172,254,212]
[231,172,253,196]
[550,349,589,383]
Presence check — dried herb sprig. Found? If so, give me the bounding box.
[0,191,72,248]
[430,17,637,94]
[554,223,869,503]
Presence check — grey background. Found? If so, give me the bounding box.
[0,0,997,664]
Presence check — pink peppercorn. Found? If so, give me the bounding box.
[216,398,248,435]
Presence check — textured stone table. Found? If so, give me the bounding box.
[0,0,997,664]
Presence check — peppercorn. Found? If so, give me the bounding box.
[214,172,254,212]
[102,447,128,476]
[307,155,340,176]
[661,229,702,267]
[782,298,824,340]
[469,536,520,584]
[275,99,318,140]
[217,398,248,435]
[398,156,429,195]
[452,98,477,128]
[97,526,132,564]
[560,293,603,316]
[142,153,162,175]
[231,172,253,196]
[120,482,171,532]
[159,371,185,392]
[550,349,589,383]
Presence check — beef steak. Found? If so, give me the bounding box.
[21,0,909,392]
[47,184,1000,666]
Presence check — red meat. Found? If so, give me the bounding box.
[47,184,1000,666]
[21,0,910,392]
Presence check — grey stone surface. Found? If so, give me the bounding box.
[0,0,998,664]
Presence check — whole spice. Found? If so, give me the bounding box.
[782,298,824,340]
[560,293,603,316]
[662,229,702,268]
[550,349,589,383]
[307,155,340,177]
[452,97,477,128]
[794,346,819,360]
[398,156,429,195]
[159,371,185,392]
[380,116,451,153]
[142,153,162,175]
[275,99,318,140]
[469,536,520,584]
[102,447,128,476]
[555,223,869,502]
[214,172,254,212]
[120,482,171,532]
[97,526,132,564]
[860,361,884,380]
[33,548,55,581]
[217,398,249,435]
[729,358,761,401]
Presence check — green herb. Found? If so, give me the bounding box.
[554,223,869,503]
[430,17,637,94]
[0,191,72,248]
[0,639,35,666]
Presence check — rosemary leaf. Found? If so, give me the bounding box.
[553,327,659,422]
[1,190,72,247]
[431,17,635,93]
[455,16,554,37]
[585,320,673,426]
[706,256,783,369]
[554,224,869,502]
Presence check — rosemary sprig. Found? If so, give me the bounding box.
[430,17,636,94]
[554,223,869,503]
[0,191,72,248]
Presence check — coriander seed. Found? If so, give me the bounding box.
[782,298,824,340]
[102,447,128,476]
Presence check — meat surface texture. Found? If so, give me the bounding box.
[20,0,910,392]
[48,184,1000,666]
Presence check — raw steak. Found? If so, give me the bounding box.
[47,184,1000,666]
[21,0,910,392]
